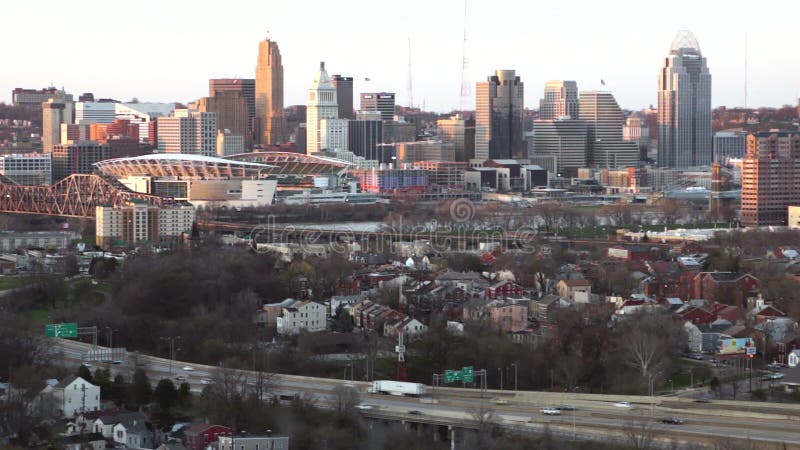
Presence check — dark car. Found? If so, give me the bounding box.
[556,405,577,411]
[662,417,684,425]
[408,410,423,415]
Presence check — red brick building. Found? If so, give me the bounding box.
[690,272,760,307]
[183,424,232,450]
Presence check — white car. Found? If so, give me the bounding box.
[355,404,374,410]
[613,401,633,408]
[81,362,93,368]
[175,375,186,382]
[540,407,561,416]
[182,366,194,371]
[200,378,214,385]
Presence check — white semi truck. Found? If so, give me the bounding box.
[367,380,426,396]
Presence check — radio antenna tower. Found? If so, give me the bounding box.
[459,0,472,115]
[407,36,414,109]
[395,332,407,381]
[744,32,748,108]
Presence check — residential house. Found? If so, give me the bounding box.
[330,294,367,317]
[276,300,327,335]
[46,376,100,419]
[691,272,760,307]
[384,316,427,339]
[113,414,156,449]
[615,298,661,316]
[708,303,744,324]
[606,245,656,261]
[59,433,106,450]
[487,300,528,333]
[678,306,717,326]
[261,298,298,327]
[789,349,800,368]
[218,434,290,450]
[556,279,591,302]
[183,423,232,450]
[485,280,531,299]
[529,294,569,323]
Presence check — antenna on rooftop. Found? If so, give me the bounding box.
[407,36,414,109]
[744,32,748,108]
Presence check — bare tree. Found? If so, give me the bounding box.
[468,403,497,448]
[331,385,360,427]
[623,414,658,450]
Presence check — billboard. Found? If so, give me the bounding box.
[717,338,756,356]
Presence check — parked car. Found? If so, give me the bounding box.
[662,417,684,425]
[613,402,632,408]
[686,353,704,361]
[762,372,784,381]
[540,408,561,416]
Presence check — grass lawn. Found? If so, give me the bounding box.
[0,276,22,291]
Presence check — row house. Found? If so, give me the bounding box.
[555,279,591,302]
[690,272,760,307]
[485,280,533,299]
[183,424,232,450]
[351,300,405,332]
[529,294,570,323]
[487,300,529,333]
[276,300,327,335]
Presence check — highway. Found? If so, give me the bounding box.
[55,339,800,448]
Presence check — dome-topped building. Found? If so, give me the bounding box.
[306,62,348,154]
[658,30,712,168]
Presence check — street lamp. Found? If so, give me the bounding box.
[344,363,352,381]
[648,371,662,417]
[497,368,503,390]
[511,363,518,391]
[160,336,181,376]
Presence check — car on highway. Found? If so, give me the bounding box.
[81,362,93,368]
[408,410,423,415]
[175,375,186,382]
[613,401,632,408]
[182,366,194,371]
[112,360,123,365]
[762,372,784,381]
[694,398,711,403]
[556,405,577,411]
[661,417,684,425]
[355,404,374,410]
[492,399,509,405]
[200,378,214,385]
[540,408,561,416]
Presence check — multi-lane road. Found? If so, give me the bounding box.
[55,339,800,448]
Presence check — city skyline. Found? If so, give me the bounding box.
[2,0,799,112]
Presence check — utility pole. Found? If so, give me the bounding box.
[160,336,181,376]
[511,363,518,391]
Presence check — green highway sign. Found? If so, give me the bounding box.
[45,322,78,338]
[462,366,474,383]
[444,366,475,384]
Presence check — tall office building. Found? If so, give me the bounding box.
[255,38,288,145]
[13,87,73,109]
[539,81,579,120]
[332,75,354,120]
[306,62,344,154]
[42,100,66,153]
[532,119,588,175]
[196,91,250,149]
[75,102,116,124]
[52,141,112,181]
[578,91,639,168]
[657,30,712,168]
[0,153,52,185]
[156,111,217,156]
[713,130,747,163]
[348,119,384,161]
[360,93,396,122]
[475,70,525,161]
[740,132,800,226]
[209,78,256,124]
[437,114,476,162]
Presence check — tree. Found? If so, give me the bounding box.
[130,368,152,406]
[617,312,685,388]
[331,305,355,332]
[331,385,360,427]
[89,257,118,279]
[624,415,658,450]
[153,379,178,411]
[444,253,484,272]
[177,382,192,407]
[78,365,93,383]
[62,255,80,277]
[468,403,497,448]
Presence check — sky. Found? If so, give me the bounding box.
[2,0,799,113]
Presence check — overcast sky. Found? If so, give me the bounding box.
[3,0,799,112]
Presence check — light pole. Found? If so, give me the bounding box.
[511,363,518,391]
[160,336,181,376]
[344,363,351,381]
[648,371,662,417]
[497,368,503,390]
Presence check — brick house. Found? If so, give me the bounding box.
[184,424,232,450]
[485,280,531,299]
[691,272,760,307]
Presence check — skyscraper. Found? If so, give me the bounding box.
[307,62,347,154]
[332,75,354,120]
[532,119,588,175]
[657,30,712,168]
[42,100,66,153]
[156,110,217,156]
[197,91,250,150]
[255,38,288,146]
[359,93,396,122]
[209,79,256,123]
[578,91,639,168]
[475,70,525,161]
[539,81,579,120]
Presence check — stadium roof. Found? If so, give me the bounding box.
[95,153,273,179]
[226,151,351,176]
